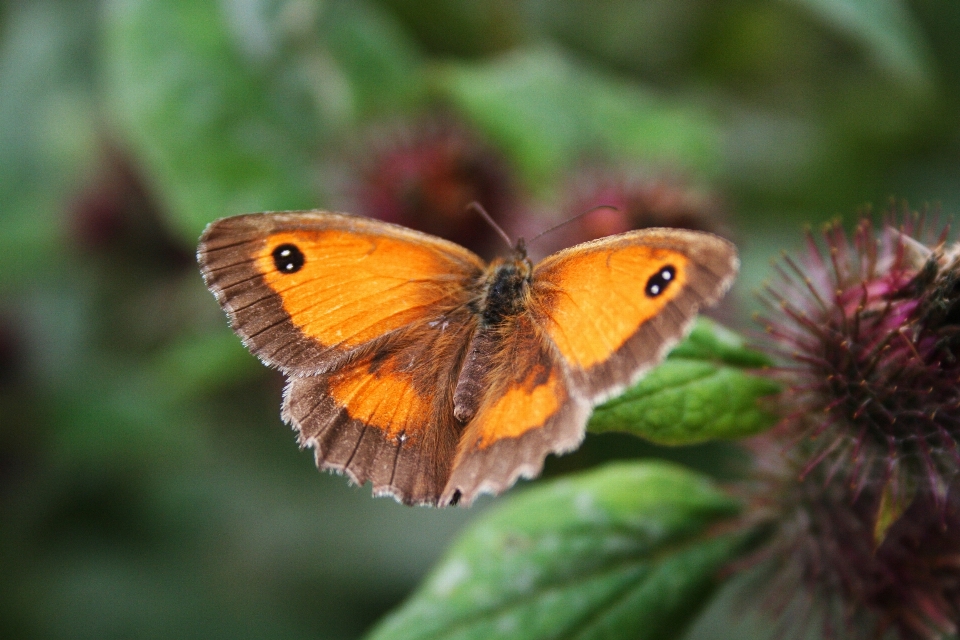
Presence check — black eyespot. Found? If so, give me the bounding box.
[272,243,305,274]
[645,265,676,298]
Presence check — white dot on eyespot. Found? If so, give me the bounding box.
[650,285,660,294]
[280,249,290,257]
[662,270,672,280]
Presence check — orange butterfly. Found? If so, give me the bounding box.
[198,211,737,506]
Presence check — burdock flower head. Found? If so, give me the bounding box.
[753,211,960,638]
[761,213,960,507]
[750,446,960,640]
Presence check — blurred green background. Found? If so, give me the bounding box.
[2,0,959,638]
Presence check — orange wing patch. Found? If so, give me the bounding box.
[442,335,588,506]
[257,230,471,349]
[326,354,433,443]
[532,245,690,369]
[474,365,563,447]
[283,350,458,505]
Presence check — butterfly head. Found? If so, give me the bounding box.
[513,237,528,260]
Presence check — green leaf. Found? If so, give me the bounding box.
[367,461,750,640]
[374,0,524,58]
[437,47,722,190]
[589,319,780,445]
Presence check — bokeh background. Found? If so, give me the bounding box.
[3,1,960,638]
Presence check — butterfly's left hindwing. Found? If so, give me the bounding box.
[283,308,475,505]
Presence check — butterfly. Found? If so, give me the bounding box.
[197,211,738,506]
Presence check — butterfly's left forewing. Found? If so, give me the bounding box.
[528,228,738,402]
[198,211,485,376]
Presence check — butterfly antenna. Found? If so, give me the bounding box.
[467,201,514,250]
[528,205,622,245]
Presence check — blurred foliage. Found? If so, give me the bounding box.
[2,0,960,638]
